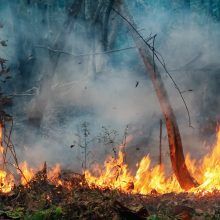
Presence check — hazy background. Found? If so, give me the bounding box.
[0,0,220,173]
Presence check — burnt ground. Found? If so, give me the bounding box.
[0,172,220,220]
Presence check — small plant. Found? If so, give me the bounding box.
[70,122,93,173]
[97,126,119,159]
[0,207,24,219]
[24,206,63,220]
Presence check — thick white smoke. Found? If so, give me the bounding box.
[0,1,219,172]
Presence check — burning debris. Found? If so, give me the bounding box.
[1,126,220,218]
[84,128,220,194]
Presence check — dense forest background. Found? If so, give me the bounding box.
[0,0,220,172]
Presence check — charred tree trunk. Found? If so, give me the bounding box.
[118,1,198,190]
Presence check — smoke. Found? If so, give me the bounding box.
[0,1,220,172]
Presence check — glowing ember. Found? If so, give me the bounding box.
[85,128,220,194]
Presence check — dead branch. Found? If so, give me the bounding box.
[1,115,29,185]
[35,45,136,57]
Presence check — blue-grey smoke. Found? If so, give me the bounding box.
[0,1,219,171]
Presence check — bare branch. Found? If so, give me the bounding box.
[112,7,193,128]
[35,45,136,57]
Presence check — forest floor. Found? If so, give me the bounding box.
[0,172,220,220]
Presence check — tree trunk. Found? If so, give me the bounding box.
[118,1,198,190]
[184,0,190,9]
[209,0,214,17]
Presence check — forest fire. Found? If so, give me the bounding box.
[85,128,220,195]
[0,169,14,193]
[0,124,14,193]
[1,0,220,218]
[2,126,220,196]
[0,123,63,193]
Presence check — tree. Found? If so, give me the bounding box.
[116,0,198,190]
[10,0,199,190]
[184,0,190,9]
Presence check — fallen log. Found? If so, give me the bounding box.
[117,1,198,190]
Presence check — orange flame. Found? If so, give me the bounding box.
[19,162,63,187]
[48,164,62,187]
[85,151,134,190]
[190,128,220,192]
[2,124,220,195]
[0,123,14,193]
[0,171,14,193]
[85,128,220,194]
[85,150,182,194]
[19,161,35,185]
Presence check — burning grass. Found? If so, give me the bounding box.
[1,172,220,219]
[2,128,220,219]
[85,128,220,195]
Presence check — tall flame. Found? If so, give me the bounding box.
[19,161,35,185]
[85,128,220,194]
[0,123,63,192]
[48,164,63,187]
[2,124,220,194]
[190,128,220,192]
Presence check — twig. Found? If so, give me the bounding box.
[35,45,136,57]
[9,191,21,202]
[1,118,29,185]
[121,125,129,163]
[159,119,163,166]
[11,87,39,97]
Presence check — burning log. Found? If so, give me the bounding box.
[117,1,198,190]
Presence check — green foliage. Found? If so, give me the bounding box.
[24,206,63,220]
[0,207,24,219]
[147,215,162,220]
